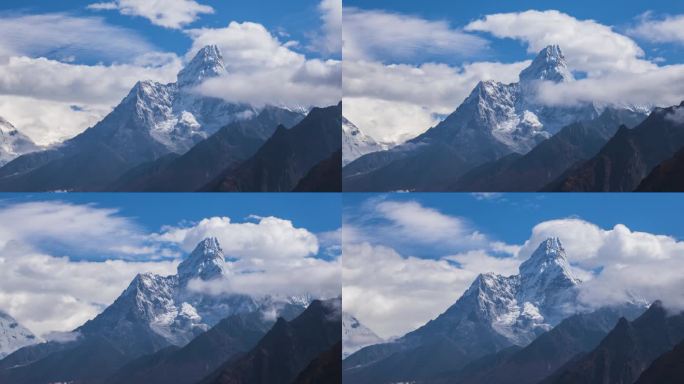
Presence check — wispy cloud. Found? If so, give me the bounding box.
[343,7,488,62]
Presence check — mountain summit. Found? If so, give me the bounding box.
[177,45,227,88]
[178,237,226,283]
[519,45,574,83]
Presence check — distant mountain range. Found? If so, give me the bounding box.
[0,238,339,384]
[548,101,684,191]
[340,237,684,384]
[341,45,684,192]
[0,45,341,192]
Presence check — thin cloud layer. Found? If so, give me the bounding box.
[629,12,684,45]
[88,0,214,29]
[0,201,153,258]
[311,0,342,55]
[0,13,155,62]
[343,7,487,62]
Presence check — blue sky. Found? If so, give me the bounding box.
[346,0,684,66]
[0,0,332,64]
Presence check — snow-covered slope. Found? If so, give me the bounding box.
[0,310,40,358]
[120,44,258,154]
[423,45,600,157]
[0,117,39,166]
[342,312,383,358]
[78,237,311,354]
[342,117,386,166]
[409,237,580,347]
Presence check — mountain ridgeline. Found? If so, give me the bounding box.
[340,237,684,384]
[0,45,341,192]
[341,44,684,192]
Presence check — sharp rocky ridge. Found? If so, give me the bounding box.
[76,237,313,354]
[456,237,581,346]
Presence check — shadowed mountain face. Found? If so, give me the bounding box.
[543,302,684,384]
[549,101,684,191]
[0,45,301,192]
[198,298,341,384]
[105,308,303,384]
[205,103,342,192]
[108,107,304,191]
[453,108,647,191]
[635,339,684,384]
[430,305,644,384]
[291,341,342,384]
[343,238,583,384]
[635,146,684,191]
[292,149,342,192]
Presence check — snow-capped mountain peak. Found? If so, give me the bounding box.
[77,237,310,353]
[420,238,582,347]
[177,44,226,88]
[519,45,574,83]
[0,309,41,358]
[519,237,577,286]
[177,237,226,283]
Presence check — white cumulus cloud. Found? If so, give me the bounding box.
[88,0,214,29]
[187,21,341,108]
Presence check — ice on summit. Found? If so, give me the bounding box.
[177,45,227,88]
[177,237,226,284]
[519,45,574,84]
